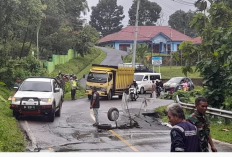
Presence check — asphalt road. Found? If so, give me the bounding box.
[19,47,232,152]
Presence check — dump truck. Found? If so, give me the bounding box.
[84,64,135,100]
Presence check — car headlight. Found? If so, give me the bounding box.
[12,97,21,102]
[86,85,91,90]
[40,98,52,102]
[100,87,107,92]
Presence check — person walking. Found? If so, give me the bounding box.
[187,97,217,152]
[151,80,156,98]
[70,75,77,100]
[167,103,201,152]
[90,86,100,126]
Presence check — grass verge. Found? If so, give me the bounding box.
[155,105,232,144]
[0,90,25,152]
[50,47,106,100]
[152,66,201,79]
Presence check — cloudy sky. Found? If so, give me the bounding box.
[83,0,208,26]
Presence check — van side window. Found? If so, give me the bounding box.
[150,75,160,80]
[144,76,148,80]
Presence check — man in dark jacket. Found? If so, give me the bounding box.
[167,103,201,152]
[90,86,100,126]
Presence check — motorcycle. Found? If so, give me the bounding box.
[129,87,138,101]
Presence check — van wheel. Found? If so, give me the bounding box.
[107,90,112,100]
[140,87,145,94]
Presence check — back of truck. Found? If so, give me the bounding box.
[114,66,135,97]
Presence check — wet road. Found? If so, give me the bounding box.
[19,47,232,152]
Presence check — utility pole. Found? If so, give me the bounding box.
[132,0,140,68]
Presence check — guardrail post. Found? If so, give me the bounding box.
[225,118,230,125]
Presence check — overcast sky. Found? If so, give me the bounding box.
[83,0,209,26]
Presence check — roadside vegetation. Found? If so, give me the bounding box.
[0,83,25,152]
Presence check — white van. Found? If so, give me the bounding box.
[134,73,161,94]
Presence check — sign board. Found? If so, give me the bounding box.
[152,57,162,66]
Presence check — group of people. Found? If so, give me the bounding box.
[151,79,163,98]
[168,97,217,152]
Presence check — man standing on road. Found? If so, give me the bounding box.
[167,103,201,152]
[90,86,100,126]
[187,97,217,152]
[70,75,77,100]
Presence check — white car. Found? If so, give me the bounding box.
[10,77,64,122]
[134,73,161,94]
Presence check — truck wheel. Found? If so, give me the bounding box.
[88,95,91,100]
[107,108,119,121]
[107,90,112,100]
[13,111,20,120]
[140,87,145,94]
[48,108,55,122]
[118,95,122,99]
[55,99,62,117]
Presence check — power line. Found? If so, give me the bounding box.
[171,0,195,6]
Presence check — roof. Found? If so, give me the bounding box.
[25,77,54,82]
[98,26,192,43]
[188,37,202,44]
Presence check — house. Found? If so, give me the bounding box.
[98,26,199,54]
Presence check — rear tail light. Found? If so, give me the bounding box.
[42,105,52,109]
[170,87,174,94]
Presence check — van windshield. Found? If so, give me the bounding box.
[87,72,107,83]
[134,75,144,81]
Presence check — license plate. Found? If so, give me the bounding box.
[23,105,35,110]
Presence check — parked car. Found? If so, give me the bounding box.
[10,77,64,122]
[163,77,194,94]
[134,72,161,94]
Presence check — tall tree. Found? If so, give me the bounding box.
[128,0,161,26]
[89,0,125,37]
[168,10,197,37]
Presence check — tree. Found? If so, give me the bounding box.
[180,3,232,109]
[89,0,125,37]
[74,25,100,57]
[128,0,161,26]
[168,10,197,37]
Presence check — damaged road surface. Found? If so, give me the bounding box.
[18,97,232,152]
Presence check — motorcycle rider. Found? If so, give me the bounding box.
[130,80,139,98]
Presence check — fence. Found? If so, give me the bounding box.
[45,49,78,73]
[176,95,232,123]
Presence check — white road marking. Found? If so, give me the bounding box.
[24,120,37,149]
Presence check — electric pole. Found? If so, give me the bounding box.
[132,0,140,68]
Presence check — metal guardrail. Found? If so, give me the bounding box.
[176,95,232,119]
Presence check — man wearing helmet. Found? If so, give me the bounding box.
[130,80,139,98]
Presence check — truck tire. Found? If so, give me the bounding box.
[48,105,55,122]
[55,99,62,117]
[97,124,112,130]
[13,111,20,120]
[107,107,119,121]
[107,90,112,100]
[88,95,91,100]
